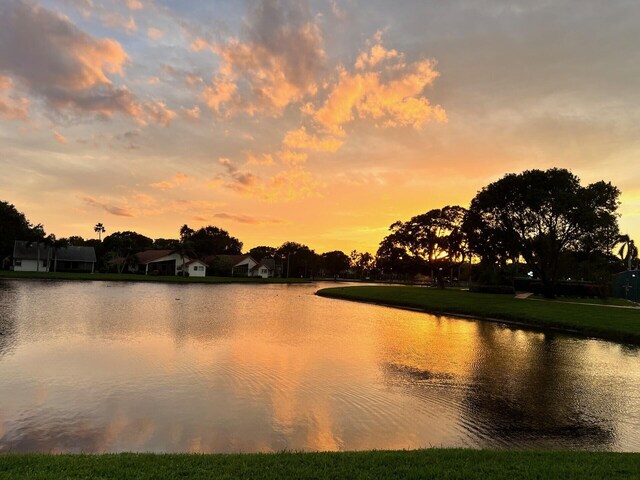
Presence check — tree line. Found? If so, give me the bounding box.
[1,168,637,296]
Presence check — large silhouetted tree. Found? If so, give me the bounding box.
[182,225,242,257]
[321,250,351,277]
[465,168,620,298]
[377,205,468,284]
[276,242,318,278]
[0,201,45,263]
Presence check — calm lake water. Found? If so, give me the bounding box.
[0,280,639,453]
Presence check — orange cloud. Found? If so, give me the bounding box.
[0,76,29,121]
[150,172,191,190]
[0,2,171,126]
[198,1,326,116]
[312,48,446,135]
[181,105,201,122]
[264,168,322,201]
[277,149,308,166]
[201,80,237,113]
[53,130,67,144]
[282,126,343,152]
[127,0,144,10]
[147,27,164,40]
[247,153,275,166]
[355,43,398,70]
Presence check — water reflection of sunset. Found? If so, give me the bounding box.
[0,281,639,453]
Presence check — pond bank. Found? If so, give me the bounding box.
[0,450,638,480]
[316,286,640,345]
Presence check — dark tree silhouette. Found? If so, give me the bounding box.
[181,225,242,257]
[377,205,468,285]
[465,168,620,298]
[249,246,277,262]
[0,201,45,265]
[276,242,318,278]
[321,250,350,277]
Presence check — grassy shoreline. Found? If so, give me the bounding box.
[0,450,638,480]
[0,271,311,284]
[317,286,640,345]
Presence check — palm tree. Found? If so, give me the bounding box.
[617,235,638,270]
[94,223,106,241]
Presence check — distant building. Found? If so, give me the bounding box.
[12,241,50,272]
[12,241,96,273]
[54,245,97,273]
[205,254,275,278]
[114,250,207,277]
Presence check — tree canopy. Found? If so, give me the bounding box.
[465,168,620,297]
[0,201,45,259]
[182,225,243,257]
[377,205,467,277]
[249,246,277,262]
[102,231,154,257]
[321,250,351,276]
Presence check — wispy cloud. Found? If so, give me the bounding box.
[82,195,135,217]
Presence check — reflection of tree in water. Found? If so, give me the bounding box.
[0,281,18,359]
[461,324,616,448]
[379,320,619,449]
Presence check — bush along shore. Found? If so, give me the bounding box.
[0,450,639,480]
[0,270,311,284]
[316,286,640,345]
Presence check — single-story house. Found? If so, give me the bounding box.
[179,259,209,277]
[206,254,275,278]
[122,250,207,277]
[12,241,97,273]
[12,241,50,272]
[53,245,97,273]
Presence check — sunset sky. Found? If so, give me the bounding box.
[1,0,639,253]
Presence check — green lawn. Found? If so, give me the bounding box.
[528,295,636,306]
[0,450,638,480]
[317,286,640,344]
[0,271,310,284]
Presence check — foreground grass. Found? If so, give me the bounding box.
[0,450,638,480]
[317,286,640,344]
[0,271,310,284]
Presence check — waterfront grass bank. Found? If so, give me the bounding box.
[317,286,640,345]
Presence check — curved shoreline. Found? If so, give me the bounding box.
[316,287,640,346]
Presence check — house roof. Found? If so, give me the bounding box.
[204,254,254,266]
[251,262,273,271]
[134,250,175,264]
[185,259,207,266]
[56,246,96,263]
[13,241,49,260]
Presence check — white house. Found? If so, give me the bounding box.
[126,250,207,277]
[12,241,96,273]
[12,241,50,272]
[205,254,275,278]
[180,259,208,278]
